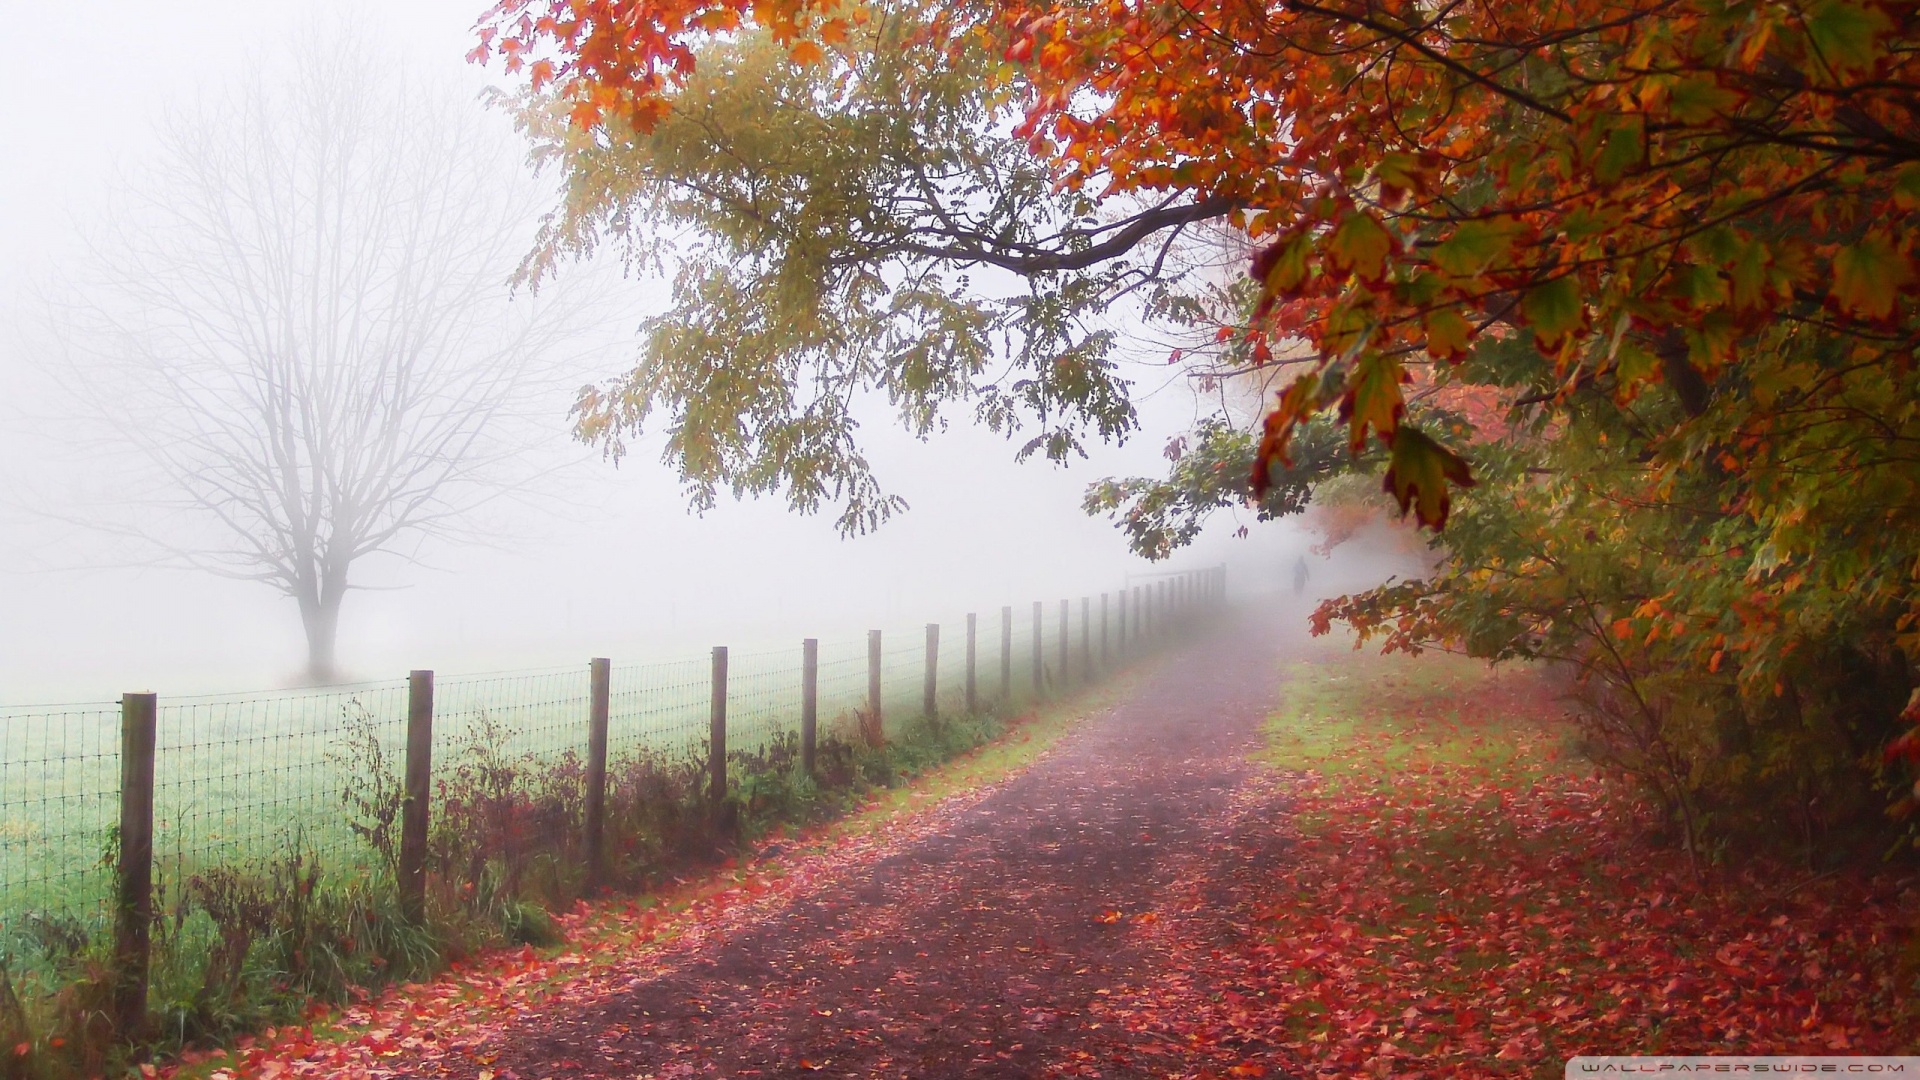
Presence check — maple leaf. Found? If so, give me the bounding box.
[1431,220,1521,277]
[1831,234,1915,321]
[1522,276,1586,353]
[1423,308,1473,361]
[1371,152,1434,208]
[1803,0,1891,77]
[1327,212,1394,283]
[1251,230,1314,312]
[1381,425,1475,529]
[1340,353,1405,451]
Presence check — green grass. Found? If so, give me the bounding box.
[1259,641,1575,787]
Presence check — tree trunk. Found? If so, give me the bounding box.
[298,585,345,684]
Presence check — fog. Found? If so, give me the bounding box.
[0,1,1351,702]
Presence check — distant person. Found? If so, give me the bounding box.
[1292,555,1309,596]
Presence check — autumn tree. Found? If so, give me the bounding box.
[475,0,1920,855]
[46,32,588,682]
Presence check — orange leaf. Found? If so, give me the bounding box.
[1424,308,1473,361]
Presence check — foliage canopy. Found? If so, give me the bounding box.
[476,0,1920,856]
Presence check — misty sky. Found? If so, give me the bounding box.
[0,0,1320,701]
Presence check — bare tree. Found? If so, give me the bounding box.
[38,31,593,682]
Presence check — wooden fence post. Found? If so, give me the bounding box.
[1058,599,1069,687]
[710,647,728,806]
[1134,586,1145,639]
[1100,593,1110,668]
[867,630,884,747]
[924,623,940,721]
[1077,597,1089,683]
[585,658,610,889]
[114,691,156,1037]
[400,670,433,923]
[965,614,977,715]
[1031,601,1044,697]
[801,638,818,776]
[1000,605,1013,703]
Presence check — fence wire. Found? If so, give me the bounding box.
[437,666,591,767]
[153,681,410,892]
[813,636,869,742]
[725,647,803,755]
[608,657,709,758]
[0,702,120,922]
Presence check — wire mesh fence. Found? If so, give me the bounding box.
[0,701,121,919]
[0,569,1225,944]
[437,666,592,764]
[726,647,804,754]
[609,655,711,758]
[152,680,411,896]
[813,636,870,739]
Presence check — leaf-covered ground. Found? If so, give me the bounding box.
[1093,643,1918,1078]
[163,615,1915,1080]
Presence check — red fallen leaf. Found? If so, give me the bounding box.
[11,1043,27,1057]
[1095,909,1123,924]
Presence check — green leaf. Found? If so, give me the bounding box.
[1895,164,1920,211]
[1804,0,1888,77]
[1382,425,1475,529]
[1832,233,1915,320]
[1593,115,1645,184]
[1431,219,1521,277]
[1665,76,1742,124]
[1328,212,1395,282]
[1522,275,1586,351]
[1251,229,1314,307]
[1676,263,1729,308]
[1612,340,1659,395]
[1342,353,1406,452]
[1726,239,1772,310]
[1424,307,1474,360]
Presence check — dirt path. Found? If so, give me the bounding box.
[436,610,1302,1080]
